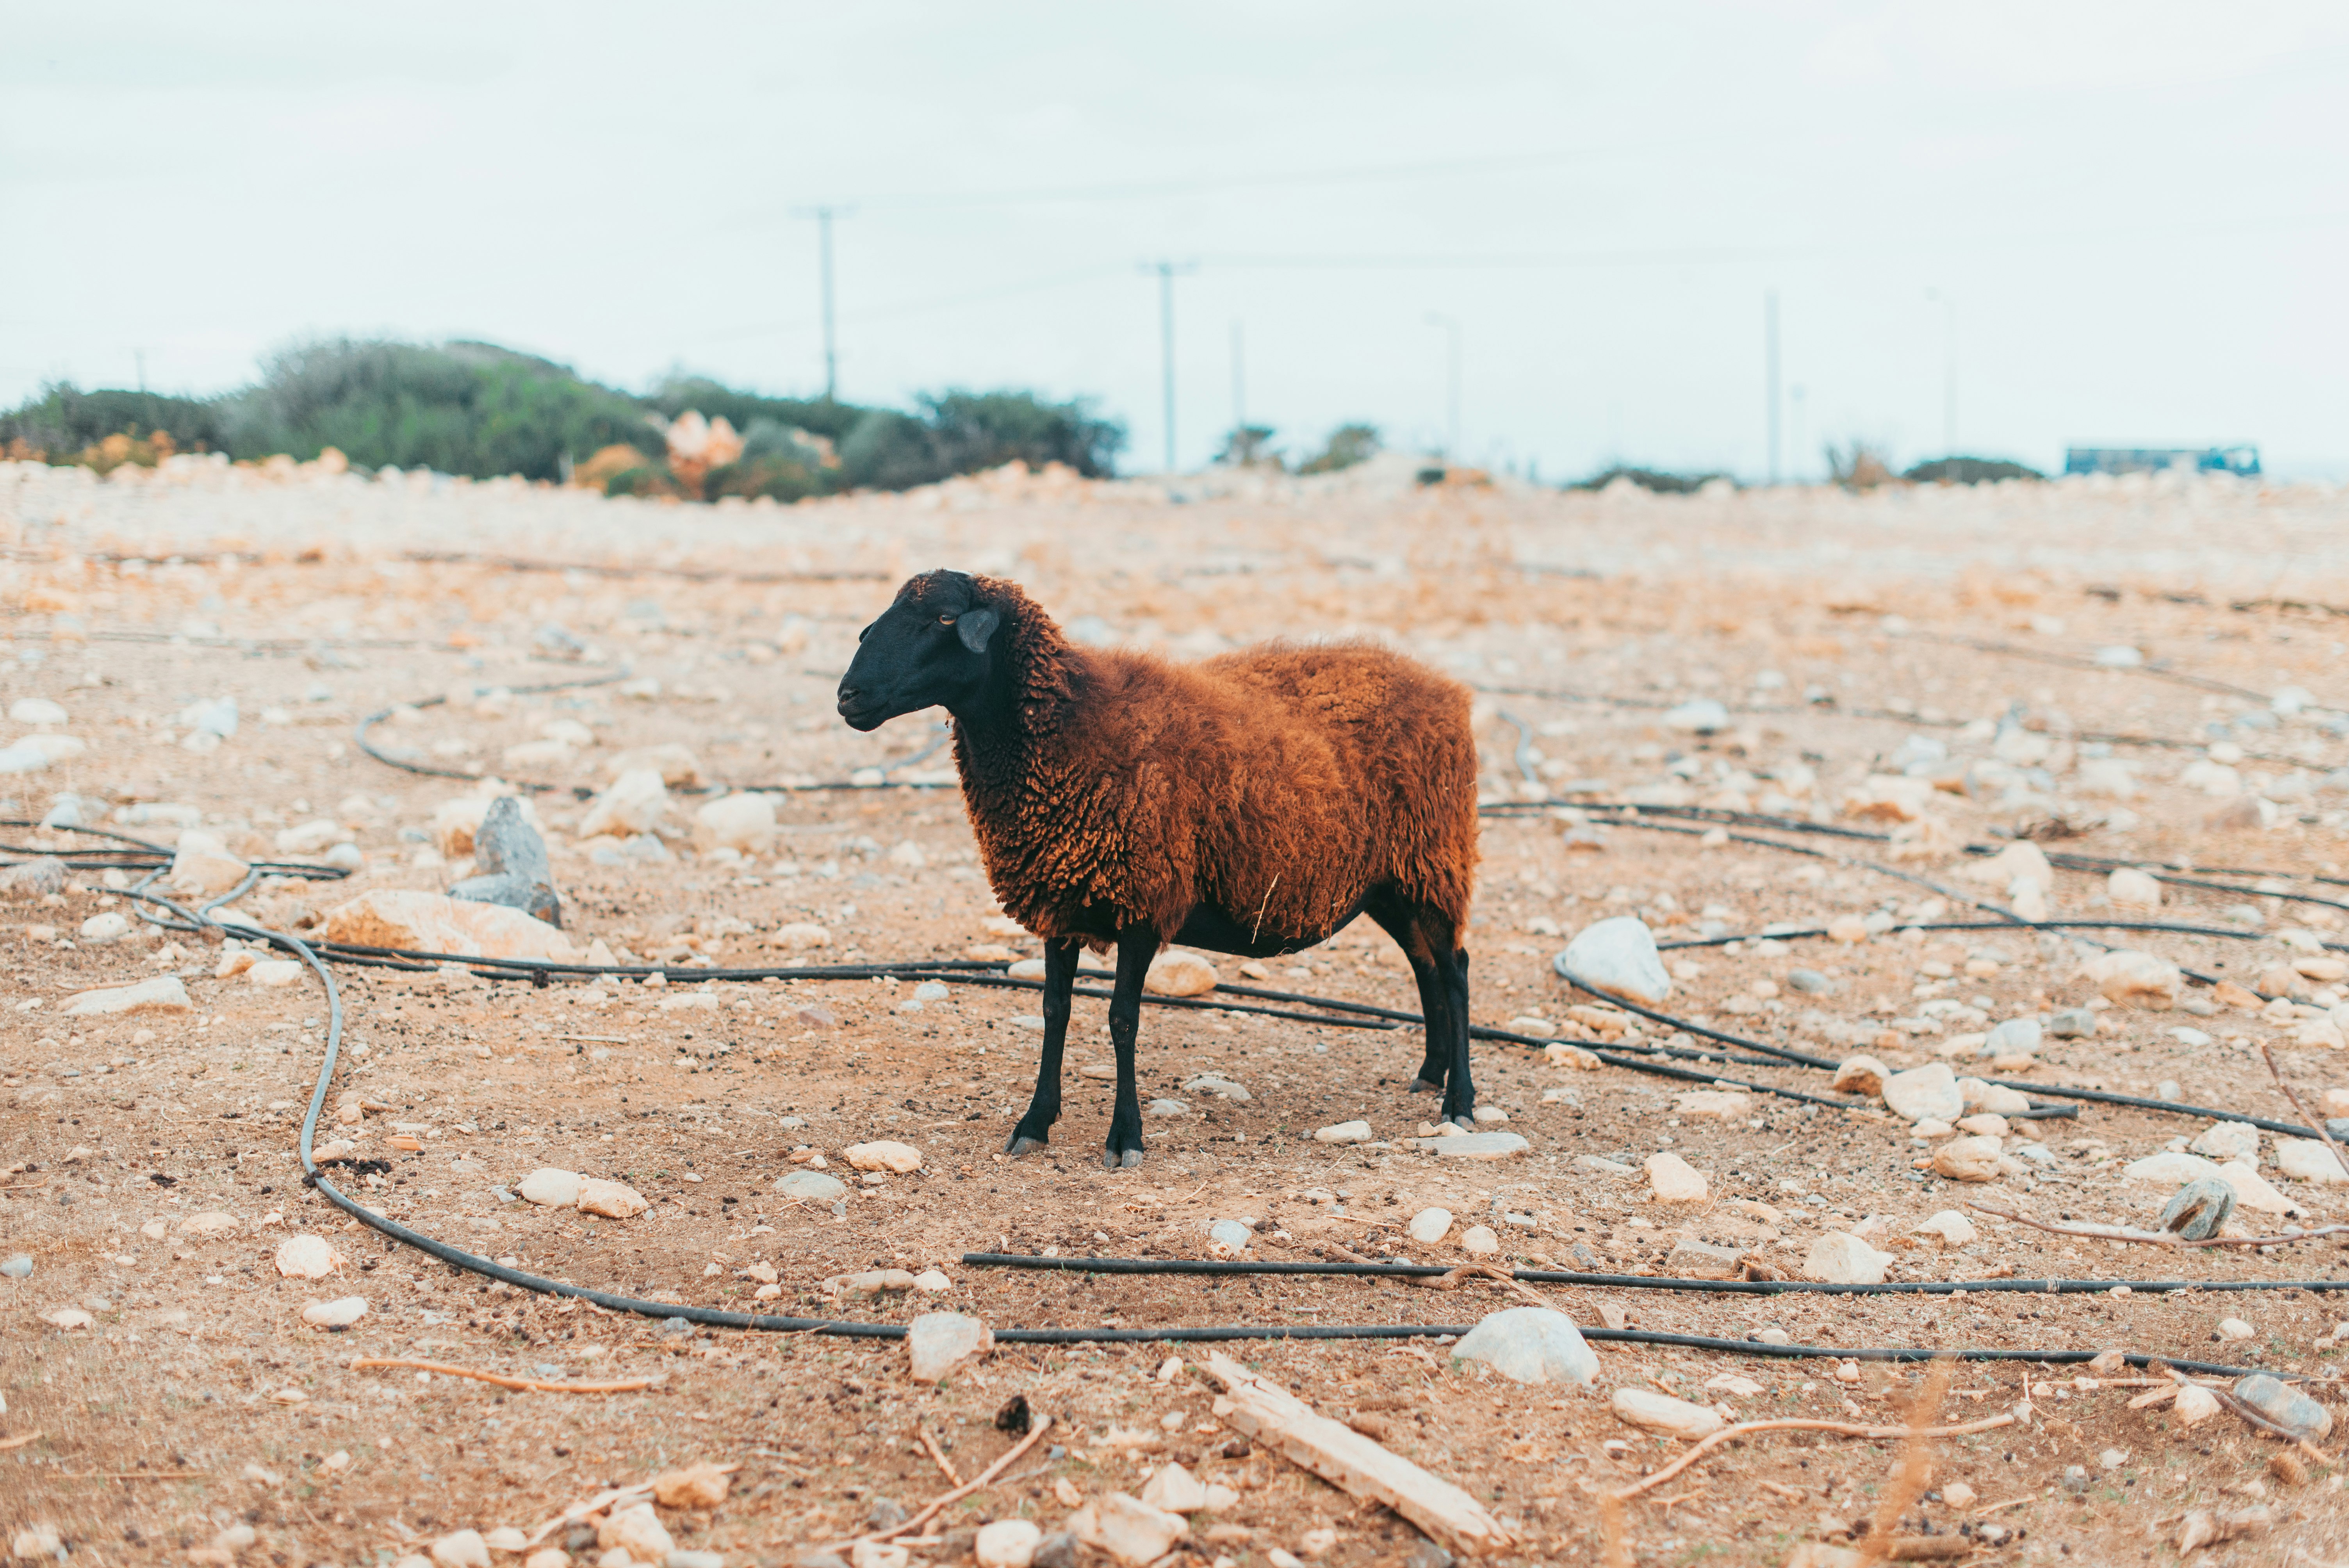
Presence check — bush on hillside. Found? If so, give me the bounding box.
[1902,455,2043,484]
[1572,465,1730,494]
[704,418,835,502]
[644,376,866,448]
[222,339,656,481]
[838,390,1125,491]
[1296,422,1380,474]
[0,384,230,462]
[1215,424,1279,467]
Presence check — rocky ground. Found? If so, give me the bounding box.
[3,455,2348,1568]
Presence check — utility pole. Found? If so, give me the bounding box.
[1764,289,1781,485]
[1790,385,1808,484]
[1141,260,1197,473]
[1230,319,1246,432]
[1927,288,1955,457]
[1424,312,1461,459]
[792,204,857,401]
[134,349,147,394]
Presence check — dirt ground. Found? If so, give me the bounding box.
[3,456,2348,1568]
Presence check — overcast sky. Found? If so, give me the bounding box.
[5,2,2346,479]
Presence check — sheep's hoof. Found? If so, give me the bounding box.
[1407,1077,1445,1095]
[1004,1134,1049,1158]
[1103,1147,1144,1170]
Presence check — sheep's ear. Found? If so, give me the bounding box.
[957,608,1000,654]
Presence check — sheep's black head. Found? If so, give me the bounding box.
[836,569,1002,731]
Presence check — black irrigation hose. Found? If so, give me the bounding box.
[1885,629,2281,705]
[963,1253,2349,1300]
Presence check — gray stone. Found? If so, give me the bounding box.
[667,1553,725,1568]
[1449,1307,1599,1385]
[1883,1062,1964,1123]
[0,858,66,898]
[1556,916,1672,1006]
[2159,1178,2236,1242]
[776,1170,847,1202]
[1404,1540,1454,1568]
[1663,698,1730,733]
[1146,1098,1190,1117]
[1986,1016,2043,1055]
[2046,1009,2095,1039]
[1182,1073,1251,1102]
[449,796,560,926]
[1786,968,1835,995]
[1410,1131,1531,1160]
[0,1253,30,1279]
[2232,1374,2333,1441]
[1031,1532,1081,1568]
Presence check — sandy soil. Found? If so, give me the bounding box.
[3,456,2348,1568]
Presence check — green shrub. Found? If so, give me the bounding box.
[1215,424,1279,467]
[1901,456,2042,485]
[0,383,229,460]
[919,389,1123,478]
[1297,422,1380,474]
[1571,465,1729,494]
[644,376,867,447]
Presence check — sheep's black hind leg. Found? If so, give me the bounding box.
[1005,936,1079,1157]
[1435,945,1476,1129]
[1100,925,1157,1170]
[1366,889,1456,1099]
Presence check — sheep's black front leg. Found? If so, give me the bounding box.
[1436,945,1476,1129]
[1005,935,1079,1157]
[1101,925,1157,1170]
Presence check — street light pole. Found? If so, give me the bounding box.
[1424,312,1461,459]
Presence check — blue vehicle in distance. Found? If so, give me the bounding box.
[2064,445,2260,478]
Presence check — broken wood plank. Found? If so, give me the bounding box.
[1197,1349,1514,1558]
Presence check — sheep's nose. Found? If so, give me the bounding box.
[836,682,861,703]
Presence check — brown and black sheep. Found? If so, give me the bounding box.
[837,568,1481,1168]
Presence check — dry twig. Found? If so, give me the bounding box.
[819,1412,1055,1554]
[2263,1044,2349,1181]
[349,1358,653,1394]
[1861,1359,1953,1564]
[1611,1409,2021,1502]
[915,1424,964,1487]
[1966,1199,2349,1250]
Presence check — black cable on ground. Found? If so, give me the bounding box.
[961,1253,2349,1299]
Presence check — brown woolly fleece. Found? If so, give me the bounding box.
[938,573,1480,951]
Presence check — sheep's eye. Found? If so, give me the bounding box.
[938,615,957,626]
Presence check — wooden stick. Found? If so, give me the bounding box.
[819,1413,1055,1552]
[2263,1044,2349,1181]
[916,1424,964,1487]
[1200,1350,1514,1557]
[349,1358,652,1394]
[0,1431,44,1452]
[1611,1410,2022,1502]
[1966,1199,2349,1251]
[1861,1359,1953,1563]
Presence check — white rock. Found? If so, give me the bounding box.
[1931,1136,2011,1183]
[1208,1219,1254,1253]
[1882,1062,1963,1123]
[578,769,670,839]
[1557,916,1672,1005]
[301,1297,369,1328]
[177,1211,239,1237]
[1673,1090,1750,1119]
[1831,1055,1889,1096]
[905,1311,993,1383]
[1182,1074,1251,1101]
[480,1528,528,1554]
[275,818,343,855]
[772,921,831,950]
[2173,1383,2221,1426]
[1956,1078,2032,1115]
[431,1530,492,1568]
[776,1170,846,1201]
[574,1178,648,1219]
[321,888,577,962]
[274,1234,340,1278]
[1964,841,2054,893]
[1067,1493,1187,1565]
[43,1308,95,1330]
[2108,868,2164,908]
[518,1169,583,1207]
[695,793,776,852]
[1911,1212,1977,1249]
[2276,1138,2349,1184]
[169,847,252,896]
[1611,1385,1725,1440]
[9,697,67,725]
[913,1269,954,1292]
[77,911,128,943]
[1409,1131,1529,1160]
[597,1504,672,1563]
[1450,1306,1599,1385]
[249,959,304,987]
[845,1140,922,1173]
[1144,949,1218,996]
[2216,1317,2256,1341]
[1139,1461,1210,1513]
[1312,1120,1371,1144]
[1644,1152,1708,1203]
[1471,1104,1509,1124]
[604,743,703,786]
[2217,1160,2299,1215]
[1985,1017,2042,1057]
[1407,1206,1454,1244]
[2188,1121,2260,1163]
[1804,1231,1894,1285]
[62,975,192,1016]
[974,1519,1043,1568]
[1459,1224,1501,1256]
[1663,698,1729,732]
[2086,949,2181,1009]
